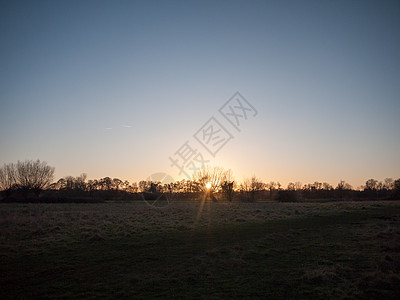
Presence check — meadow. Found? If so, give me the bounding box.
[1,200,399,299]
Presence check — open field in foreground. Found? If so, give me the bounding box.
[1,200,400,299]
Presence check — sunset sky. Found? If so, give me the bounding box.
[1,0,399,188]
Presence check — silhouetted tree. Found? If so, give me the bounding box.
[112,178,123,191]
[14,160,55,198]
[294,182,302,191]
[392,179,400,199]
[322,182,333,190]
[287,182,295,191]
[0,163,16,198]
[241,176,265,201]
[55,178,67,190]
[122,180,130,192]
[287,182,302,191]
[336,180,352,190]
[220,169,235,202]
[193,166,231,201]
[364,179,378,191]
[276,182,281,190]
[312,181,322,190]
[193,166,227,193]
[128,182,138,193]
[138,180,151,193]
[74,173,87,191]
[221,181,234,201]
[394,179,400,191]
[383,178,394,190]
[99,177,112,191]
[267,181,276,199]
[55,174,87,191]
[335,180,352,199]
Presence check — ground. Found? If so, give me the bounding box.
[1,200,399,299]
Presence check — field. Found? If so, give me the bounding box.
[1,200,400,299]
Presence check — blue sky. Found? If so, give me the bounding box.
[1,0,399,188]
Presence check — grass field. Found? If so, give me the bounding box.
[1,200,399,299]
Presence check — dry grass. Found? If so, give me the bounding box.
[1,200,399,299]
[0,200,398,256]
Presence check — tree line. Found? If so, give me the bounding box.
[0,160,399,202]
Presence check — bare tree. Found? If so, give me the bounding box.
[75,173,87,191]
[87,179,98,191]
[128,182,138,193]
[394,178,400,196]
[193,166,227,193]
[138,180,151,193]
[15,160,55,197]
[99,177,112,191]
[266,181,277,199]
[312,181,322,190]
[288,181,305,191]
[241,176,265,201]
[384,178,394,190]
[0,163,17,198]
[122,180,130,192]
[294,182,302,191]
[267,181,276,190]
[322,182,333,190]
[193,166,231,201]
[336,180,352,191]
[112,178,123,191]
[220,169,235,202]
[364,179,378,191]
[335,179,352,200]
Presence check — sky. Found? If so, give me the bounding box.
[1,0,399,188]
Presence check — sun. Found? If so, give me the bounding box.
[205,182,212,189]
